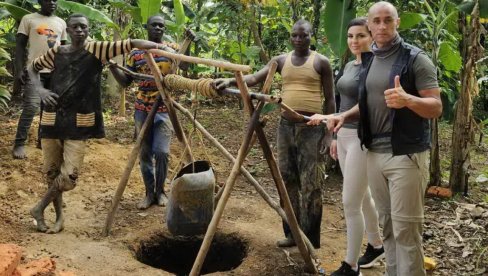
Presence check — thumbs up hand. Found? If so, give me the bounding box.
[384,75,411,109]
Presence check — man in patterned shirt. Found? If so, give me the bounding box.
[110,15,193,210]
[27,14,164,234]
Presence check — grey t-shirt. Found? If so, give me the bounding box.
[365,44,439,152]
[337,60,361,129]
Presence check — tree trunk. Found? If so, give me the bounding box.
[429,29,441,187]
[107,31,125,117]
[449,2,482,195]
[249,6,269,63]
[109,8,127,117]
[312,0,321,44]
[429,118,441,186]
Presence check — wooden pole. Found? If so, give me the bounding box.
[102,34,195,236]
[243,61,277,157]
[107,64,283,104]
[220,61,277,198]
[148,49,251,72]
[102,98,161,236]
[170,37,192,73]
[144,53,193,163]
[189,93,264,276]
[236,72,318,273]
[172,100,317,259]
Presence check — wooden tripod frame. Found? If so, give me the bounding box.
[102,50,320,275]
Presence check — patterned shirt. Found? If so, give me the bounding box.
[33,39,132,71]
[126,41,179,113]
[31,40,133,140]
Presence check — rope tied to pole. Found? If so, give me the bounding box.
[163,75,219,98]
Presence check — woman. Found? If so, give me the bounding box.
[308,18,384,276]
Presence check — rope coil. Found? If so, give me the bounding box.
[163,75,219,98]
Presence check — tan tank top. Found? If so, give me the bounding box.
[281,51,323,114]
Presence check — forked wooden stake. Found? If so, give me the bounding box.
[103,35,195,236]
[102,98,161,236]
[243,61,277,158]
[172,100,317,259]
[235,72,318,274]
[148,49,251,72]
[189,72,318,275]
[144,53,194,163]
[215,62,277,202]
[189,87,265,276]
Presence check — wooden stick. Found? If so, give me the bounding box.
[262,61,277,94]
[170,34,193,73]
[235,70,318,273]
[189,88,263,276]
[108,63,284,105]
[144,53,194,163]
[252,111,318,272]
[243,61,277,163]
[172,100,317,259]
[102,98,161,236]
[148,49,251,72]
[109,63,325,125]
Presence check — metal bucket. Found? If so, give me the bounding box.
[166,160,215,236]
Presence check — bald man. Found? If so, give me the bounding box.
[326,2,442,275]
[214,19,335,249]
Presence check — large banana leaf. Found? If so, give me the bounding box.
[439,41,462,72]
[139,0,162,24]
[173,0,185,27]
[323,0,356,60]
[0,8,11,19]
[0,2,30,21]
[109,0,142,23]
[457,0,488,18]
[57,0,117,29]
[399,12,427,30]
[162,1,195,19]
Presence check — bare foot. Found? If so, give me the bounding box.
[30,207,48,232]
[12,145,26,159]
[156,193,168,207]
[137,195,154,210]
[46,216,64,234]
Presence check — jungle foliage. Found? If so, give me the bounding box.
[0,0,486,192]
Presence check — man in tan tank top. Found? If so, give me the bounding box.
[213,19,335,248]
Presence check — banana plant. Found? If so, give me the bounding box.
[57,0,118,29]
[322,0,356,66]
[0,2,30,21]
[398,0,464,187]
[139,0,161,24]
[0,37,11,110]
[162,0,187,42]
